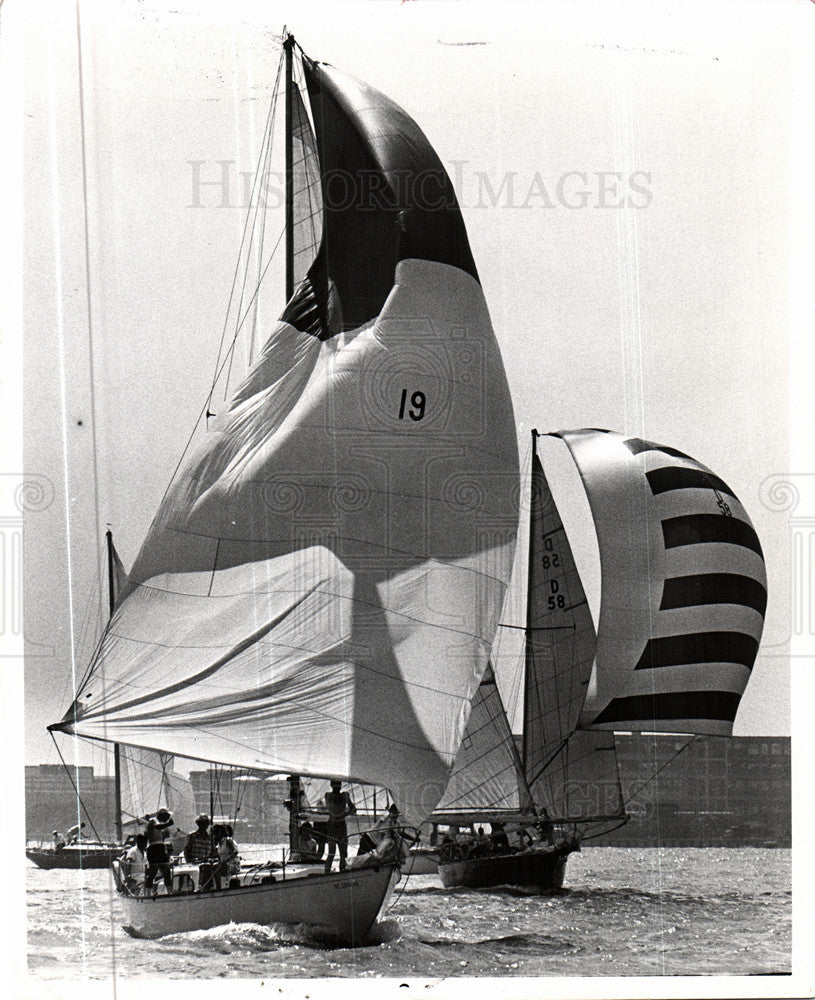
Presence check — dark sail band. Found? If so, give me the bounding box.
[662,514,763,556]
[634,631,759,671]
[647,466,735,498]
[592,690,743,726]
[623,437,693,460]
[659,573,768,615]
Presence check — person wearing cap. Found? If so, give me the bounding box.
[52,830,66,851]
[323,780,356,874]
[184,813,213,864]
[143,808,174,894]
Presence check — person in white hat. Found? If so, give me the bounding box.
[143,808,174,894]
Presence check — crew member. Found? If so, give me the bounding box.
[323,780,356,873]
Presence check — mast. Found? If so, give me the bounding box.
[286,775,303,861]
[106,528,123,845]
[520,430,538,801]
[520,429,555,840]
[284,31,295,303]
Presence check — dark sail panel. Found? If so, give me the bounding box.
[300,58,478,334]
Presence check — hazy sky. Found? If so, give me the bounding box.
[14,0,813,771]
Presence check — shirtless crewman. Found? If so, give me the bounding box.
[323,780,356,873]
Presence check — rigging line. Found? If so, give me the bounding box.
[241,47,285,347]
[579,815,630,842]
[154,221,286,506]
[525,734,572,788]
[50,731,106,844]
[622,734,697,807]
[208,47,284,411]
[248,96,276,367]
[222,107,275,398]
[223,81,280,400]
[219,222,287,364]
[47,19,81,729]
[72,0,105,624]
[59,554,104,710]
[498,623,575,631]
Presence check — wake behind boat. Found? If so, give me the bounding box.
[44,29,519,943]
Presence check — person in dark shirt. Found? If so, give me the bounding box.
[490,821,510,851]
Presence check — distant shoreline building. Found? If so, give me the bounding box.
[26,735,791,847]
[590,734,791,847]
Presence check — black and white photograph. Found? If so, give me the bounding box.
[2,0,813,995]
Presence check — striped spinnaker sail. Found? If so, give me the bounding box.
[557,430,766,735]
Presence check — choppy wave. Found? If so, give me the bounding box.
[26,847,791,979]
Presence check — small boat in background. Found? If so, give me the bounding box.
[26,843,121,871]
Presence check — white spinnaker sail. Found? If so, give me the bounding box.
[55,57,519,827]
[558,430,766,735]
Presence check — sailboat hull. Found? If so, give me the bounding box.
[118,864,400,944]
[402,847,439,875]
[438,843,574,891]
[26,845,121,870]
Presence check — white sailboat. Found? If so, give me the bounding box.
[46,32,519,943]
[436,428,767,890]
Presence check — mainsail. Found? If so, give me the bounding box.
[522,438,624,825]
[52,44,519,826]
[435,434,626,833]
